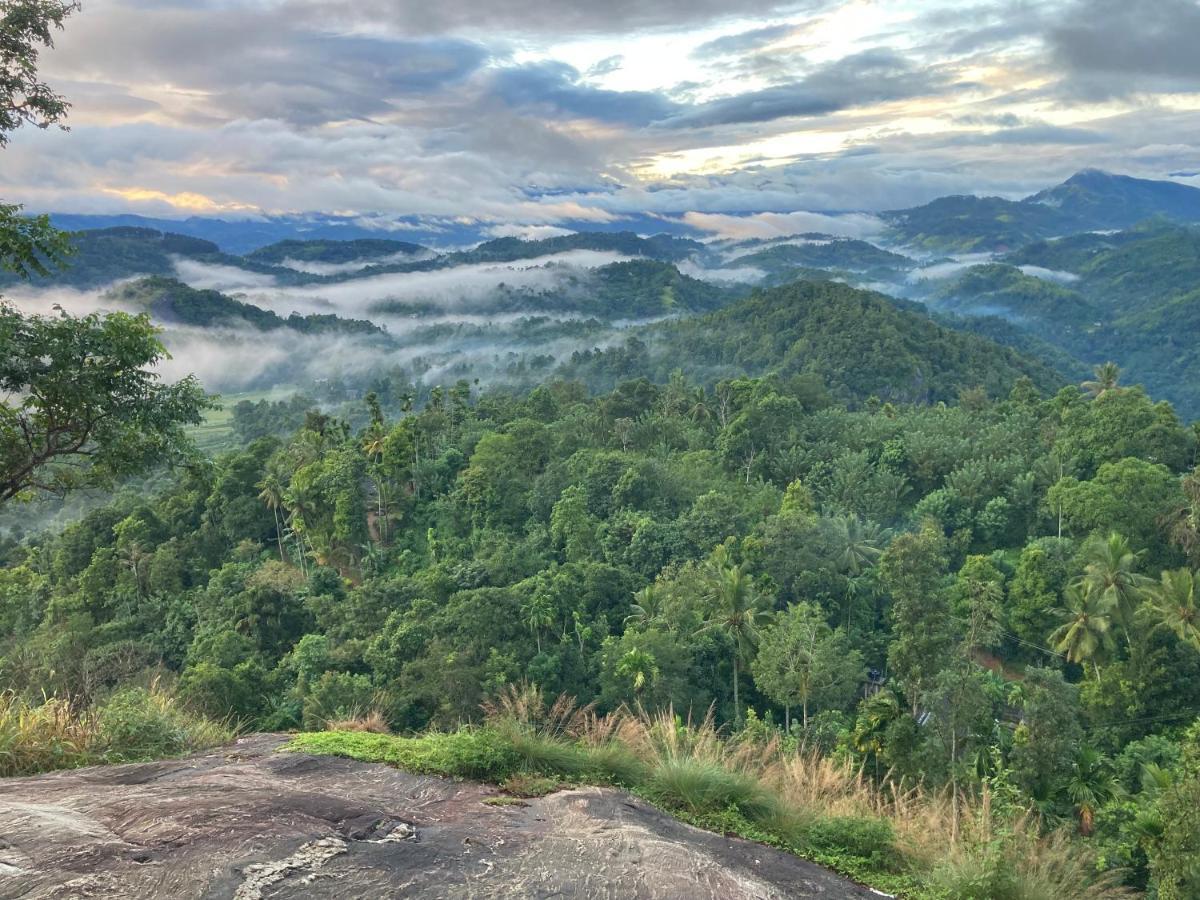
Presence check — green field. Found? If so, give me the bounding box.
[188,386,299,455]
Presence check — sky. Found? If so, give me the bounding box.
[4,0,1200,236]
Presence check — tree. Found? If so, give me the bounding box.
[1,1,78,276]
[1063,746,1116,835]
[1047,461,1184,561]
[1143,569,1200,651]
[1049,582,1116,675]
[1078,532,1155,647]
[830,514,889,577]
[1145,722,1200,899]
[953,555,1004,654]
[751,601,863,730]
[521,593,555,654]
[1167,467,1200,565]
[881,521,955,714]
[615,647,658,696]
[1008,667,1083,802]
[0,307,210,504]
[1,0,79,143]
[624,584,667,630]
[0,2,208,505]
[1081,362,1121,400]
[696,547,771,724]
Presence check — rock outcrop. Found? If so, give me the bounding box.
[0,734,878,899]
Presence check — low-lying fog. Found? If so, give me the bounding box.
[6,249,668,393]
[7,237,1076,395]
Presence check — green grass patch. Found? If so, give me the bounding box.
[286,728,913,896]
[287,728,522,781]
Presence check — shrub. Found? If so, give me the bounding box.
[647,757,772,819]
[301,672,379,730]
[97,686,232,762]
[0,686,232,777]
[0,694,97,777]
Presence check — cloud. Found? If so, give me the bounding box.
[1050,0,1200,87]
[691,23,799,58]
[484,224,576,240]
[6,0,1199,225]
[661,49,958,128]
[47,3,491,126]
[207,249,634,318]
[678,209,885,240]
[489,62,681,126]
[1018,265,1080,284]
[285,0,826,36]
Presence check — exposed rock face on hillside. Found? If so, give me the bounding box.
[0,734,876,899]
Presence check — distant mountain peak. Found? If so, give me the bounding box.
[1023,169,1200,229]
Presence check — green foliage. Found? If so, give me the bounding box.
[0,1,79,146]
[562,280,1061,403]
[0,685,232,777]
[0,304,211,503]
[288,728,523,781]
[1144,722,1200,899]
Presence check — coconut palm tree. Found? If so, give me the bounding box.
[257,469,289,562]
[830,514,890,577]
[1049,582,1116,676]
[625,584,668,629]
[696,549,772,724]
[1166,468,1200,565]
[1078,532,1153,646]
[1143,568,1200,651]
[1081,362,1121,399]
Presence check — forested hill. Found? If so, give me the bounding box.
[246,238,431,266]
[110,277,385,336]
[560,279,1065,402]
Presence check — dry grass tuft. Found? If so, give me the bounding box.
[324,710,391,734]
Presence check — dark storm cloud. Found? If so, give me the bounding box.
[661,49,956,128]
[1050,0,1200,85]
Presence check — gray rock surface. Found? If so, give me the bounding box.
[0,734,880,899]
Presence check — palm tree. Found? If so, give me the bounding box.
[696,549,772,724]
[1081,362,1121,399]
[257,470,289,562]
[831,514,890,577]
[1049,582,1116,676]
[625,584,668,630]
[1166,468,1200,564]
[1063,747,1117,836]
[521,595,555,654]
[1078,532,1154,647]
[616,648,659,697]
[1143,568,1200,651]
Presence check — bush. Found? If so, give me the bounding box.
[0,694,96,776]
[97,687,232,762]
[647,757,772,819]
[0,686,232,777]
[301,672,379,730]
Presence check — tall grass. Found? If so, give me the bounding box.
[295,684,1133,899]
[0,682,234,778]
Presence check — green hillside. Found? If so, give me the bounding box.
[561,279,1062,402]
